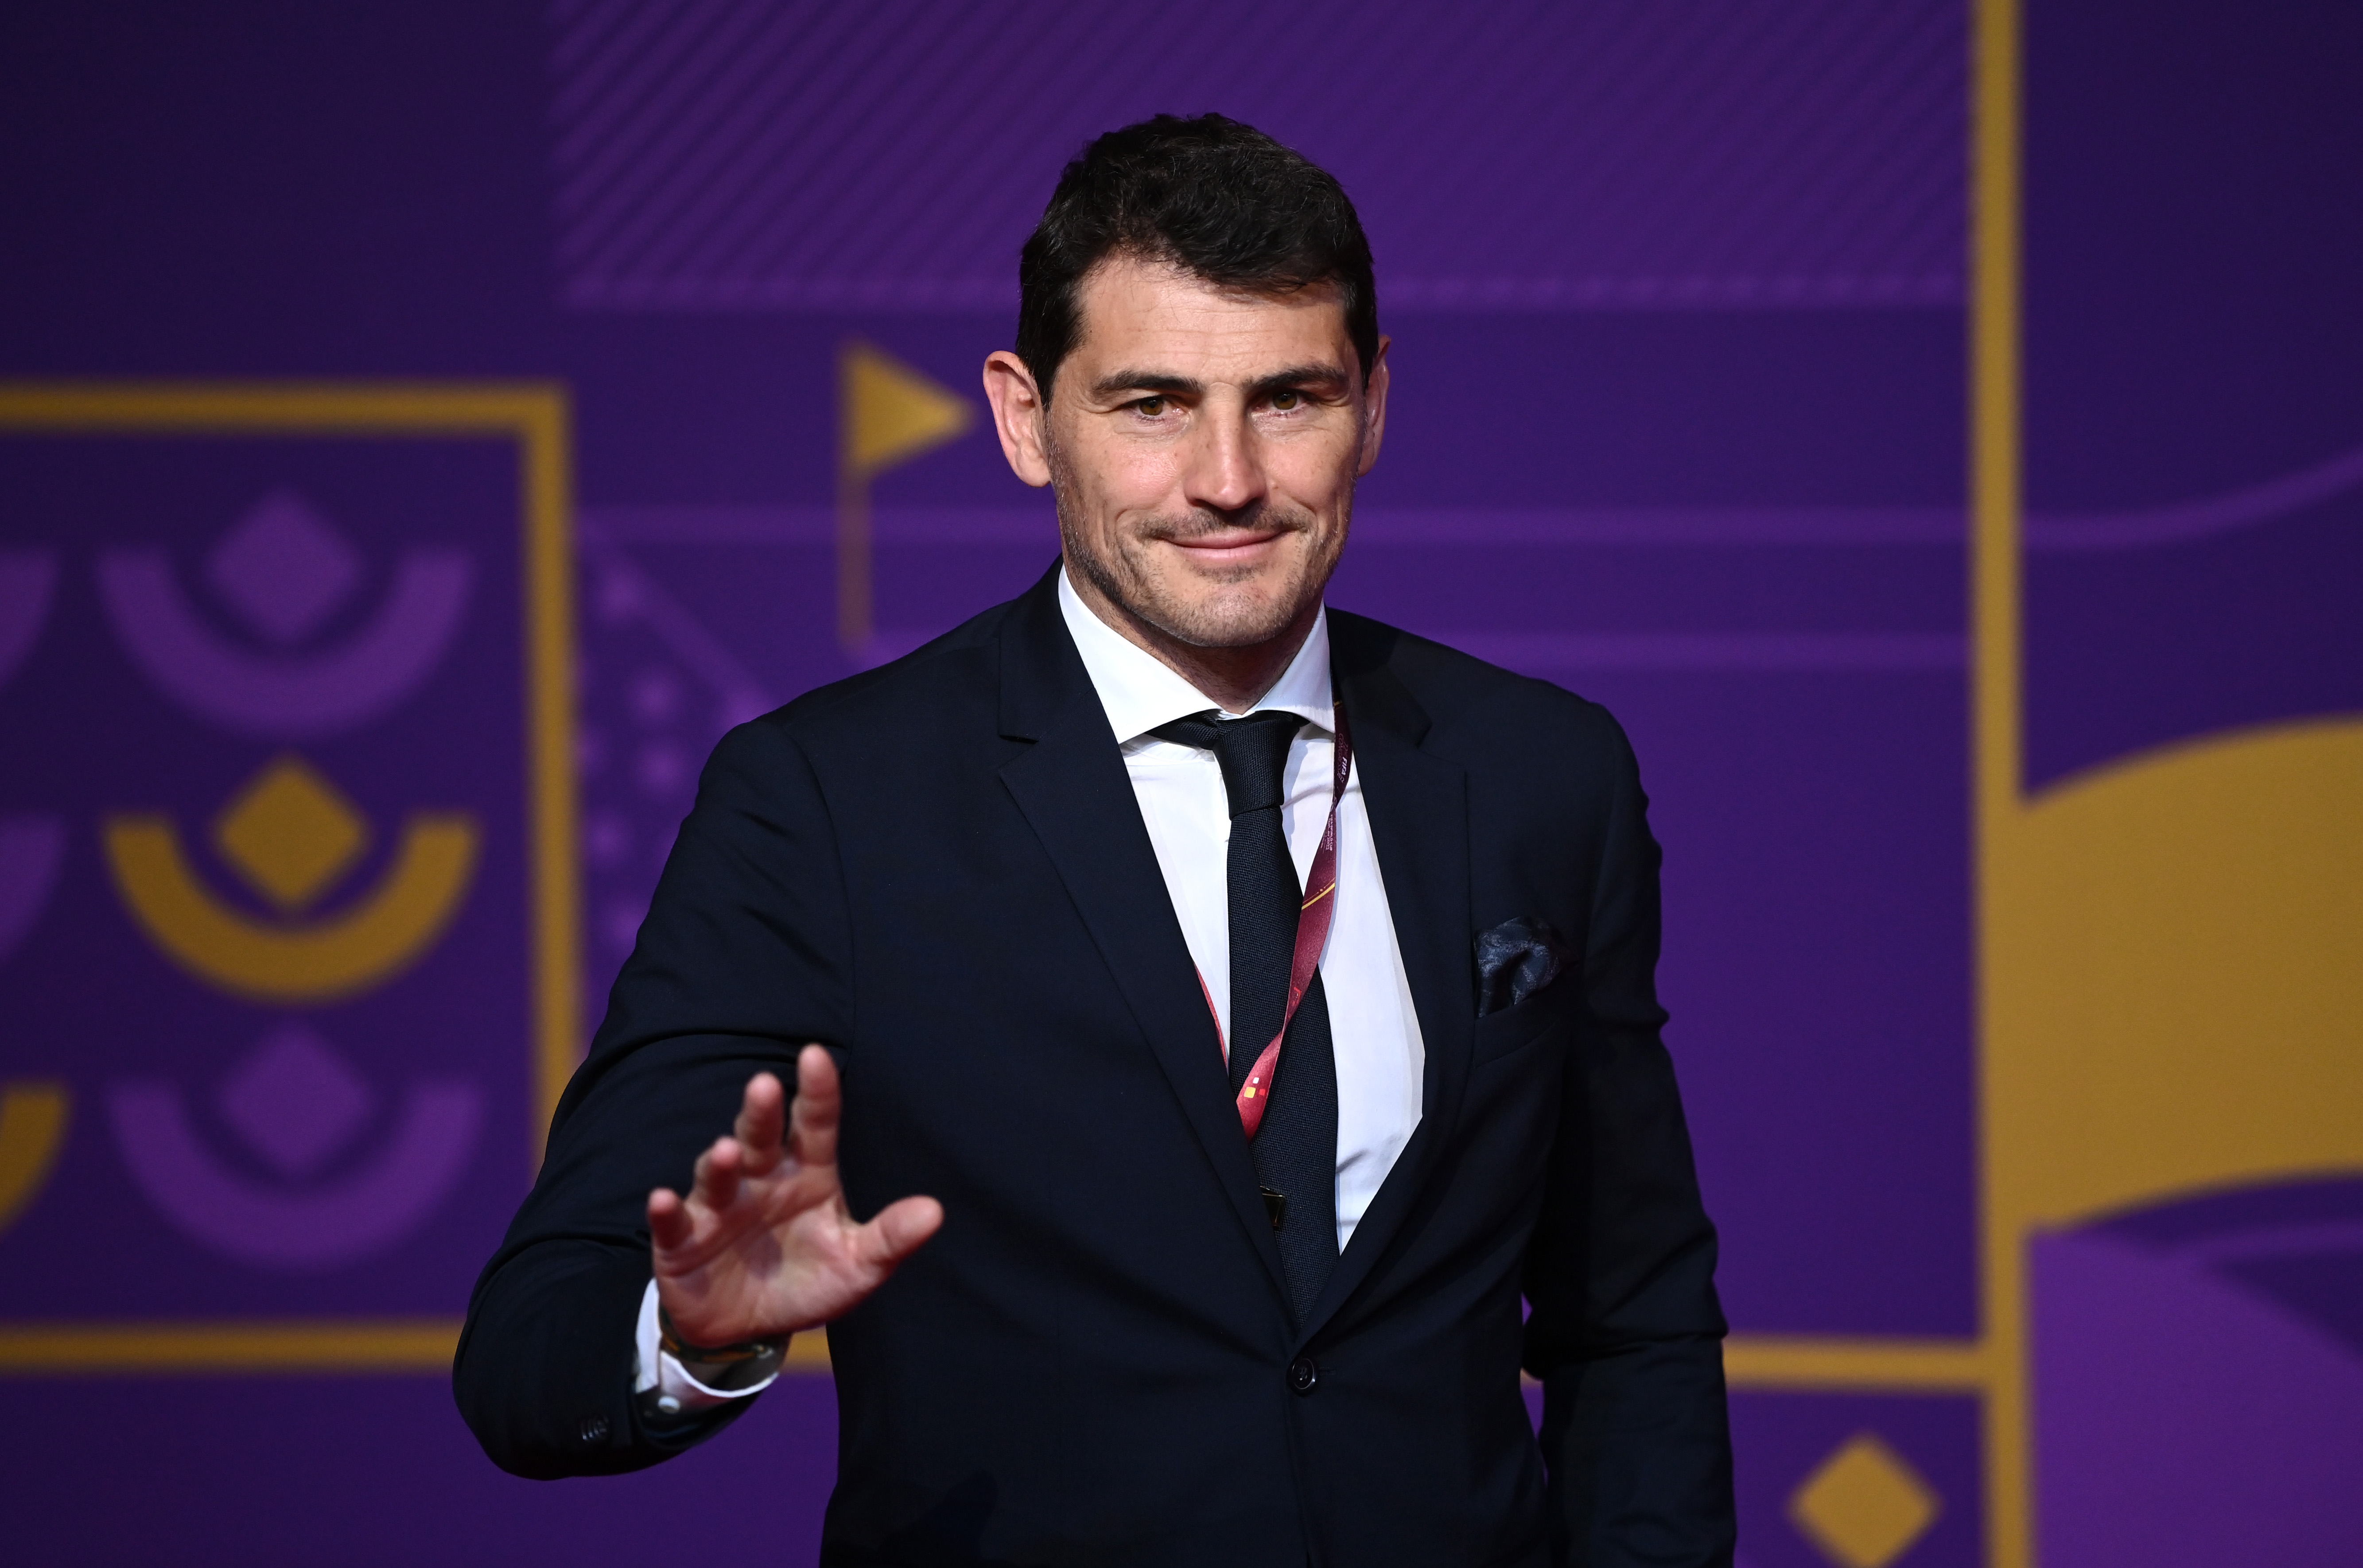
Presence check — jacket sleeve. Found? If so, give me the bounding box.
[454,716,855,1478]
[1521,714,1735,1567]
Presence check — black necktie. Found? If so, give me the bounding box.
[1151,709,1338,1322]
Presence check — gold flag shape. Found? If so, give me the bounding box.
[839,342,974,649]
[843,342,972,477]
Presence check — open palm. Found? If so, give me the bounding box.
[649,1044,942,1347]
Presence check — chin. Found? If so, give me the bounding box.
[1154,590,1306,650]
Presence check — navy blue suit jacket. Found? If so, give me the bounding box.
[456,565,1733,1567]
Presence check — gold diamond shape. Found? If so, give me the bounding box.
[212,754,372,913]
[1789,1431,1941,1568]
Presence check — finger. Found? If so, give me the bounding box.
[647,1187,694,1252]
[851,1194,944,1273]
[691,1137,744,1213]
[788,1044,841,1170]
[733,1072,787,1170]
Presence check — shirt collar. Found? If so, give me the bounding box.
[1057,563,1333,746]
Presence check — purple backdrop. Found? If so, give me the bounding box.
[1,3,2356,1564]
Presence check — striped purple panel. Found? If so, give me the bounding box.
[550,0,1964,312]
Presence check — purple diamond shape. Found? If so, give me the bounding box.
[206,489,364,646]
[216,1023,377,1180]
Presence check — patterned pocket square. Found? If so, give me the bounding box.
[1473,916,1576,1017]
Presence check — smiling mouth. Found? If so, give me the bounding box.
[1160,528,1289,565]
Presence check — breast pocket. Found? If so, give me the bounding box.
[1470,980,1574,1067]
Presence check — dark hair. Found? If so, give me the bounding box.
[1016,114,1379,399]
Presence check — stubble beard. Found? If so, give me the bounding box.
[1047,436,1349,652]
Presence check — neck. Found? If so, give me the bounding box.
[1065,563,1321,715]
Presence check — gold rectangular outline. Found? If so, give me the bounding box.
[0,383,583,1373]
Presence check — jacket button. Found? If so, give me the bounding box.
[1287,1356,1318,1395]
[577,1413,611,1443]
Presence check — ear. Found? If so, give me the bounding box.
[1355,335,1393,479]
[982,350,1053,488]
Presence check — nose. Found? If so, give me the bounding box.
[1180,396,1268,518]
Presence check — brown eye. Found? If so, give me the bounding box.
[1271,390,1301,411]
[1136,396,1166,416]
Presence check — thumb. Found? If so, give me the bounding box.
[853,1195,944,1273]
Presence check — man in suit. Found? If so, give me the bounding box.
[458,114,1733,1567]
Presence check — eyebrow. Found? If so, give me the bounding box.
[1088,362,1353,402]
[1090,371,1201,400]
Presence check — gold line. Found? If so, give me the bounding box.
[521,390,585,1163]
[1300,881,1335,911]
[4,1321,1983,1385]
[0,1320,461,1374]
[0,1317,835,1381]
[0,383,564,433]
[1971,2,2032,1565]
[1723,1334,1992,1393]
[1972,9,2026,831]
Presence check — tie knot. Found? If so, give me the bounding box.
[1151,709,1304,817]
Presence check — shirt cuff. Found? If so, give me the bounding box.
[633,1278,784,1416]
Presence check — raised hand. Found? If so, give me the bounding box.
[648,1044,942,1347]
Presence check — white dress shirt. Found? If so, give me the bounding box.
[1053,567,1426,1248]
[637,567,1426,1411]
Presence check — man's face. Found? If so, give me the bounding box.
[987,253,1389,651]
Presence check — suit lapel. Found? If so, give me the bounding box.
[994,572,1291,1299]
[1298,615,1476,1343]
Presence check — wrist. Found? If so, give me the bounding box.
[656,1303,789,1393]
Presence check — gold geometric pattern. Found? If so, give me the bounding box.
[0,380,575,1378]
[212,753,371,912]
[1788,1431,1942,1568]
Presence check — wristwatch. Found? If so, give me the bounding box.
[655,1304,789,1394]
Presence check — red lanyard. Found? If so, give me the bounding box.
[1199,703,1353,1141]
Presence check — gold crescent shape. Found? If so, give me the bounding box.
[104,814,479,1003]
[0,1082,70,1234]
[1989,717,2363,1226]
